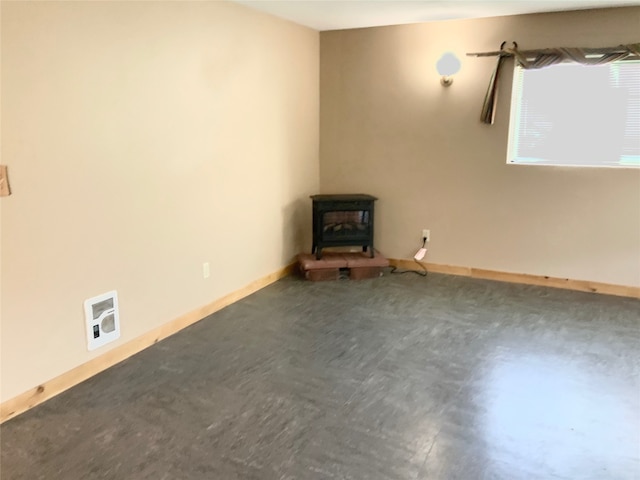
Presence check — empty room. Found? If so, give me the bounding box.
[1,0,639,479]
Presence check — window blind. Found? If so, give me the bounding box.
[507,60,640,167]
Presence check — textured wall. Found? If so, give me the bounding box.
[1,1,319,401]
[320,7,640,287]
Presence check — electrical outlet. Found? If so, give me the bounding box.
[202,262,210,279]
[422,229,430,242]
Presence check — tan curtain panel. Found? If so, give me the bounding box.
[471,43,640,125]
[480,42,508,125]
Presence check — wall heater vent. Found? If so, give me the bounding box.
[84,290,120,351]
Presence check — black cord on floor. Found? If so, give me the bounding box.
[389,258,427,277]
[389,238,428,277]
[358,247,427,277]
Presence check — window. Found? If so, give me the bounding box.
[507,60,640,167]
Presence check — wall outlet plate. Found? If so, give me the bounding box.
[203,262,210,279]
[422,229,430,242]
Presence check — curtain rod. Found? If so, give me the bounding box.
[473,41,640,125]
[467,43,640,58]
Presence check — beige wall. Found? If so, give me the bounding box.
[1,1,319,402]
[320,7,640,287]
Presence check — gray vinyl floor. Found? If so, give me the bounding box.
[2,271,639,480]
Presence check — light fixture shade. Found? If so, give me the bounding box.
[436,52,461,76]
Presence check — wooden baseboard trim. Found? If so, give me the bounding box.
[0,263,295,424]
[389,259,640,299]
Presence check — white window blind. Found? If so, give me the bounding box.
[507,60,640,167]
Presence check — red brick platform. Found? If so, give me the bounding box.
[297,251,389,281]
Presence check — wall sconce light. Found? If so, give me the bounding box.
[436,52,461,87]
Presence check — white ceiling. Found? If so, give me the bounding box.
[232,0,640,31]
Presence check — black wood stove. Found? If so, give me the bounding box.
[310,194,377,259]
